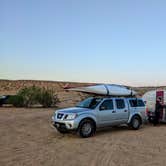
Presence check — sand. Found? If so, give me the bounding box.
[0,80,166,166]
[0,107,166,166]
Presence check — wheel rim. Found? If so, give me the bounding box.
[133,118,139,128]
[82,123,92,135]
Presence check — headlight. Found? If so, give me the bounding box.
[53,113,56,117]
[52,112,56,121]
[65,113,77,120]
[52,116,54,121]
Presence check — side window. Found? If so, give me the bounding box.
[129,99,145,107]
[137,100,145,107]
[100,100,113,111]
[129,100,137,107]
[116,99,125,109]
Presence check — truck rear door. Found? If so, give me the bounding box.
[113,98,129,123]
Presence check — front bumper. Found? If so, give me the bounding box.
[52,116,79,130]
[53,122,68,130]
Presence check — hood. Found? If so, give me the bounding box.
[56,107,91,114]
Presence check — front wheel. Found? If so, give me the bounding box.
[129,116,141,130]
[77,119,96,138]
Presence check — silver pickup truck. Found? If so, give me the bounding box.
[52,97,146,138]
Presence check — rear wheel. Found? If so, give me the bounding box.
[77,119,96,138]
[129,116,141,130]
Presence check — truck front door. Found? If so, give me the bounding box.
[98,99,115,126]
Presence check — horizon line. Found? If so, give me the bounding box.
[0,78,166,88]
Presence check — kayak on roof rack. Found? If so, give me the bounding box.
[68,84,137,96]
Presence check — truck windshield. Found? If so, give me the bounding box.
[76,97,102,109]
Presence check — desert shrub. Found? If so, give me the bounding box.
[38,88,59,107]
[17,86,41,107]
[11,86,59,107]
[8,95,24,107]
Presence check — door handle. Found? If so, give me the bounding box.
[112,110,116,113]
[124,110,128,112]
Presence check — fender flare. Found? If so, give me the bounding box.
[77,114,97,128]
[128,113,142,124]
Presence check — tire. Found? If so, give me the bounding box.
[77,119,96,138]
[129,116,141,130]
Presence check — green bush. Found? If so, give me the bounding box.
[39,88,58,107]
[8,95,24,107]
[18,86,41,107]
[10,86,59,108]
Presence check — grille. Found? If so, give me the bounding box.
[57,113,64,119]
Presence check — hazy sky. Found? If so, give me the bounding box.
[1,0,166,86]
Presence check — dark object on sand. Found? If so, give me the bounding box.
[0,95,12,106]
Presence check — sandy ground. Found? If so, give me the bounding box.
[0,108,166,166]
